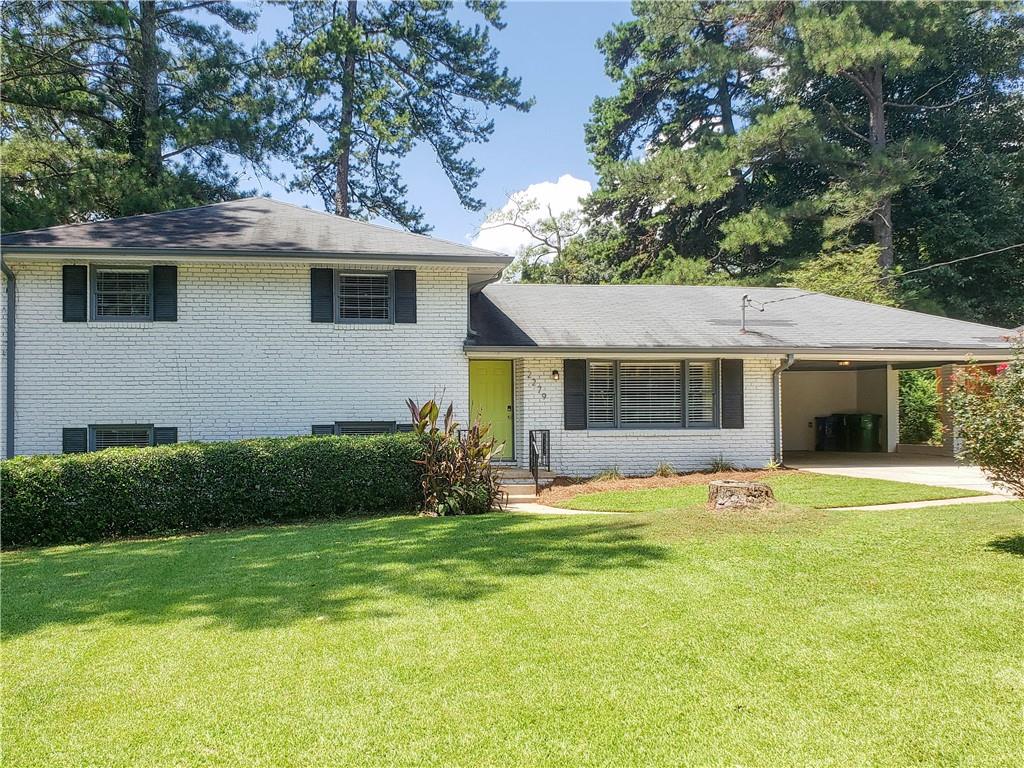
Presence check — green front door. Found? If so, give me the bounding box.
[469,360,514,460]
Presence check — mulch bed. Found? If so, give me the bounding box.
[538,469,801,505]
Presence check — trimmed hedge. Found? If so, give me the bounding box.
[1,434,424,548]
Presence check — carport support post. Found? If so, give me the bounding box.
[885,365,899,452]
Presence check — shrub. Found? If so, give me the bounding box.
[653,462,676,477]
[1,434,423,548]
[407,399,503,516]
[899,369,944,445]
[947,338,1024,498]
[707,455,737,473]
[594,467,623,481]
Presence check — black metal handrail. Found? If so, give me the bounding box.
[528,429,550,496]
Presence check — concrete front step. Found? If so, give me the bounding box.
[497,467,556,504]
[499,483,548,503]
[497,467,555,482]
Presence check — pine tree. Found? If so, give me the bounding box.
[1,0,281,230]
[585,1,823,279]
[267,0,532,232]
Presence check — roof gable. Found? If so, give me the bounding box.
[1,198,508,264]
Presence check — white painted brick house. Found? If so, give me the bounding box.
[1,198,1015,474]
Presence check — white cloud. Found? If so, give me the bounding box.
[471,173,592,256]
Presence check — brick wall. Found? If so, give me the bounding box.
[1,272,8,455]
[3,261,470,455]
[514,357,779,476]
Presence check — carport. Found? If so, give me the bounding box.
[781,360,899,453]
[776,348,1010,460]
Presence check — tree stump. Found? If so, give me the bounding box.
[707,480,776,511]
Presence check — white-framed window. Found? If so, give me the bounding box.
[92,267,152,321]
[337,272,392,322]
[585,360,720,429]
[90,424,153,451]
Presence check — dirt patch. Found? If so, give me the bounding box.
[538,469,801,505]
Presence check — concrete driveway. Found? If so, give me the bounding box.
[784,451,1011,496]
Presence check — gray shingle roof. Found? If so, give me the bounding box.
[1,197,508,264]
[469,284,1014,353]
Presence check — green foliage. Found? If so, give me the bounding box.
[1,1,282,229]
[594,467,624,481]
[0,434,423,548]
[898,370,944,446]
[266,0,531,231]
[582,1,1024,324]
[948,339,1024,498]
[406,399,503,516]
[585,2,825,279]
[706,455,737,473]
[781,245,897,305]
[653,462,676,478]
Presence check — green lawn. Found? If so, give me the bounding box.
[4,497,1022,766]
[556,472,979,513]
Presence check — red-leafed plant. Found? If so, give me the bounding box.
[406,399,504,516]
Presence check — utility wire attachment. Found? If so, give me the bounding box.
[741,294,765,333]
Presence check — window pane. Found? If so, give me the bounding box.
[93,426,151,450]
[587,362,615,427]
[338,273,390,321]
[686,362,716,427]
[95,269,150,318]
[619,362,682,426]
[335,421,397,435]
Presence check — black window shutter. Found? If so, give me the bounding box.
[62,427,88,453]
[563,360,587,430]
[310,268,334,322]
[721,359,744,429]
[153,427,178,445]
[394,269,416,323]
[62,265,87,322]
[152,265,178,321]
[311,424,335,436]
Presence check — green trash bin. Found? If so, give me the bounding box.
[856,414,882,452]
[835,413,882,452]
[834,413,857,451]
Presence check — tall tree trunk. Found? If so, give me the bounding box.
[138,0,161,182]
[866,65,894,269]
[718,71,747,211]
[334,0,358,217]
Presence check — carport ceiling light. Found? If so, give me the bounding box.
[837,361,851,367]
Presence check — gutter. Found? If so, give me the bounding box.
[462,344,1014,362]
[0,246,512,268]
[1,258,14,458]
[772,353,796,464]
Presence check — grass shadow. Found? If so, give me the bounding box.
[2,513,667,639]
[987,534,1024,557]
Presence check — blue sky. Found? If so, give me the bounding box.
[236,1,632,246]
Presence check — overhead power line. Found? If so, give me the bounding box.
[750,241,1024,309]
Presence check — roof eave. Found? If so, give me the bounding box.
[463,344,1014,361]
[1,245,512,267]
